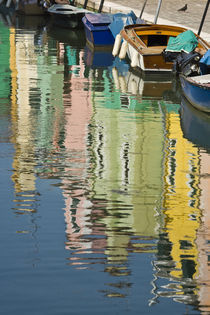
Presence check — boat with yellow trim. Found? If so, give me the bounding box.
[113,24,210,73]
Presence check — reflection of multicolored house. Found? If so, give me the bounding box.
[35,41,65,150]
[155,105,201,302]
[89,68,165,264]
[9,26,64,213]
[60,47,95,258]
[0,20,11,100]
[0,19,11,142]
[10,28,37,196]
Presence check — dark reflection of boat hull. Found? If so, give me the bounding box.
[180,95,210,150]
[112,66,178,100]
[0,9,48,29]
[0,3,15,16]
[0,0,44,16]
[17,14,49,29]
[84,43,114,68]
[47,24,86,46]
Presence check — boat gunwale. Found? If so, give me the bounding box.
[180,73,210,89]
[121,24,210,56]
[120,27,170,56]
[123,24,187,33]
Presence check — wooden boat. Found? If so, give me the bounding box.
[47,3,90,29]
[179,73,210,112]
[82,11,141,48]
[113,24,210,73]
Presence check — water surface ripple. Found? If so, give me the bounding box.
[0,14,210,315]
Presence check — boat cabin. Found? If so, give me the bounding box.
[134,25,187,48]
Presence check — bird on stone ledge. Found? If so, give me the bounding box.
[178,4,187,11]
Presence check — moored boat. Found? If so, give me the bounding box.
[47,3,90,29]
[179,73,210,112]
[171,46,210,113]
[82,11,141,48]
[180,95,210,149]
[82,13,114,48]
[113,24,210,73]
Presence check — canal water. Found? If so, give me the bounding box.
[0,13,210,315]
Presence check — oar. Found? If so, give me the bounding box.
[139,0,147,18]
[154,0,162,23]
[198,0,210,35]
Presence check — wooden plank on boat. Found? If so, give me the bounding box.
[139,46,165,55]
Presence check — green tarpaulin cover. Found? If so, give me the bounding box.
[165,30,198,53]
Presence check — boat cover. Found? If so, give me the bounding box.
[165,30,198,53]
[108,11,137,38]
[192,73,210,84]
[200,49,210,66]
[85,13,113,26]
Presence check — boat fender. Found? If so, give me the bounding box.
[131,50,139,68]
[112,67,120,90]
[112,34,122,57]
[119,76,127,93]
[119,41,128,60]
[131,79,138,95]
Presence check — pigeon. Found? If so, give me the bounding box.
[178,4,187,11]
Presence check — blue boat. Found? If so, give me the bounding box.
[180,95,210,150]
[82,13,114,47]
[82,11,140,48]
[179,73,210,113]
[174,0,210,113]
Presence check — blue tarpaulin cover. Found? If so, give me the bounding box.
[108,11,137,38]
[165,30,198,53]
[200,49,210,66]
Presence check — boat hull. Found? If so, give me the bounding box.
[180,74,210,112]
[119,24,210,73]
[47,4,88,29]
[180,95,210,149]
[82,11,139,48]
[127,44,172,72]
[82,14,115,48]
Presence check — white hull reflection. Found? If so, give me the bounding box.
[112,67,173,99]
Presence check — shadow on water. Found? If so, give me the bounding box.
[1,12,210,314]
